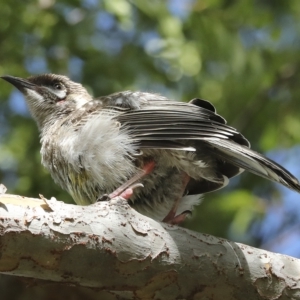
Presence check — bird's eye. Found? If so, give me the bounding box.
[53,82,63,90]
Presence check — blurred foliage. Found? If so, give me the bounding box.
[0,0,300,267]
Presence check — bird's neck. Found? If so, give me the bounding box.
[38,108,74,136]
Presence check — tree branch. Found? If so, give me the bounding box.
[0,193,299,300]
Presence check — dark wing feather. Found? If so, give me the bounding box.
[117,108,249,147]
[207,139,300,192]
[113,96,300,193]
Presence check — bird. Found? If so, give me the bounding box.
[2,74,300,224]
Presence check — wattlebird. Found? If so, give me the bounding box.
[2,74,300,224]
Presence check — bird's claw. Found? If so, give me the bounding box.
[97,194,110,202]
[97,183,144,202]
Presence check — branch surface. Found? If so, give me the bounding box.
[0,194,299,300]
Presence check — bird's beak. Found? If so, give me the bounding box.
[1,75,37,92]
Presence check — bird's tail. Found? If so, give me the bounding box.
[205,138,300,193]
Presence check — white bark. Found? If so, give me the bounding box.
[0,193,299,300]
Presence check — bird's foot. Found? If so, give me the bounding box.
[162,172,190,224]
[163,210,192,225]
[97,183,144,201]
[97,160,155,201]
[116,183,144,200]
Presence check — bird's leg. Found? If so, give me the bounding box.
[98,160,155,201]
[116,183,144,200]
[162,173,191,225]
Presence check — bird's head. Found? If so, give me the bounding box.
[1,74,93,130]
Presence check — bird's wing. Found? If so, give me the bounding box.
[112,95,300,193]
[115,96,249,148]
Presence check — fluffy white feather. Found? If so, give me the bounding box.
[58,113,138,189]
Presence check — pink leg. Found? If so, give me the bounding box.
[118,183,143,200]
[166,210,192,225]
[162,173,191,224]
[108,161,155,200]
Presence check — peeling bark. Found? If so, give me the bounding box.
[0,194,299,300]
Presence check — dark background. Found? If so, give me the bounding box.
[1,0,300,298]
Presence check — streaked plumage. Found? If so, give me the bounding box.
[2,74,300,222]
